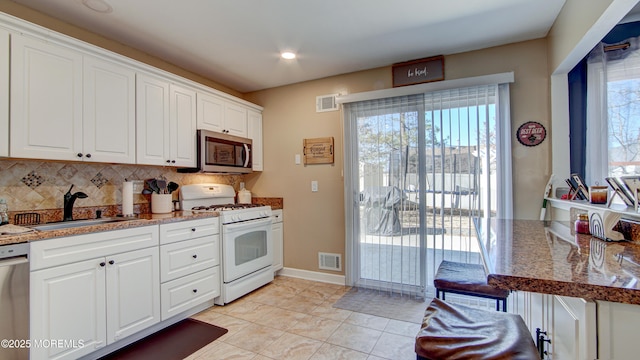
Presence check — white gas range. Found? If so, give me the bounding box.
[179,183,273,305]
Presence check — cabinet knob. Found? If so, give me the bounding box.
[85,153,91,158]
[166,159,171,163]
[99,262,106,267]
[108,260,115,265]
[77,153,83,158]
[171,160,176,163]
[191,228,196,232]
[192,254,198,259]
[192,289,198,293]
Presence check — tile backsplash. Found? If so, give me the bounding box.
[0,159,244,212]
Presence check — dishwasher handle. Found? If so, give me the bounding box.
[0,256,28,267]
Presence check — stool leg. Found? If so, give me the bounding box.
[436,289,440,299]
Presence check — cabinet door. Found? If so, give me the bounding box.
[0,28,8,157]
[224,102,248,137]
[136,73,170,165]
[196,92,225,133]
[84,56,136,164]
[10,34,83,161]
[550,295,596,360]
[170,84,197,167]
[106,247,160,344]
[30,258,107,360]
[272,221,283,272]
[248,110,263,171]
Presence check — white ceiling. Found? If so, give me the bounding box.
[10,0,570,93]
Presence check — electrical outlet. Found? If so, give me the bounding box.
[132,180,145,194]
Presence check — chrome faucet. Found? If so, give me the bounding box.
[63,185,88,221]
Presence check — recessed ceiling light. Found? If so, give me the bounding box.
[82,0,113,13]
[281,52,296,60]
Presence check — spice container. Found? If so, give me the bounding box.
[575,213,590,234]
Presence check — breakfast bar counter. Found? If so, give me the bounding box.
[474,218,640,305]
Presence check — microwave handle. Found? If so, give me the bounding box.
[243,144,251,167]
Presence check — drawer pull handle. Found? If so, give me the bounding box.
[99,262,106,267]
[192,289,198,293]
[108,260,115,265]
[192,254,198,259]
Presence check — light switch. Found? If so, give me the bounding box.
[311,181,318,192]
[295,154,301,165]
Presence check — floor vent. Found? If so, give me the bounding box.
[316,94,339,112]
[318,252,342,271]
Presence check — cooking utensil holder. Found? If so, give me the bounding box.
[151,193,173,214]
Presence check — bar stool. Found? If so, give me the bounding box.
[433,260,509,312]
[415,298,539,360]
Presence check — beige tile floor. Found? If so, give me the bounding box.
[188,276,423,360]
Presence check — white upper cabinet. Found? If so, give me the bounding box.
[136,73,170,166]
[136,73,196,167]
[10,34,136,163]
[248,109,263,171]
[0,28,8,158]
[197,92,248,138]
[169,83,197,167]
[83,56,136,163]
[10,34,83,161]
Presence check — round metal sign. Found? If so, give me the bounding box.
[516,121,546,147]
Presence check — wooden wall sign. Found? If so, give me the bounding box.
[392,55,444,87]
[303,137,334,164]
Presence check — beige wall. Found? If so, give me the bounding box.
[245,39,551,274]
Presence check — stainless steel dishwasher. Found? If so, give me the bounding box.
[0,242,29,360]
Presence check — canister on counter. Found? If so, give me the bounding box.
[590,185,608,204]
[575,213,590,234]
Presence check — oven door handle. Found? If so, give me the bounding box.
[223,217,271,231]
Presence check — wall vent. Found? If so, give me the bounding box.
[316,94,339,112]
[318,252,342,271]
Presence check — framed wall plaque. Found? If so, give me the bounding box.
[303,137,334,164]
[392,55,444,87]
[516,121,546,146]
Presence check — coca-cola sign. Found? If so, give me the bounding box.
[516,121,546,147]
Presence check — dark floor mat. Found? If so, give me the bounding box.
[98,318,227,360]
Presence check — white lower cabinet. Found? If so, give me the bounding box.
[159,218,220,321]
[509,290,596,359]
[30,226,160,360]
[271,209,283,272]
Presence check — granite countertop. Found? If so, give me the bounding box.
[0,211,218,246]
[474,218,640,305]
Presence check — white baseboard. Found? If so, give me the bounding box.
[278,267,345,286]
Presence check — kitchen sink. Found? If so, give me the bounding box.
[31,217,138,231]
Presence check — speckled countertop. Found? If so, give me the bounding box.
[474,218,640,305]
[0,211,218,246]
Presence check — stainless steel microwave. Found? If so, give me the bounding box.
[179,130,252,173]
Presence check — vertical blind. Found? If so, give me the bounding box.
[343,82,511,296]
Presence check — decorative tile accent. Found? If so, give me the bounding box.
[91,172,109,189]
[21,171,45,189]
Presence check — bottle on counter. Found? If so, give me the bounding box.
[237,182,252,204]
[575,213,590,235]
[0,198,8,225]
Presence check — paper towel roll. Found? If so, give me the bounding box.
[122,181,134,216]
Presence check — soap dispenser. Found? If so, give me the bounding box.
[238,182,252,204]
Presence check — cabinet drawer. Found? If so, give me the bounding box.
[159,217,218,245]
[160,235,219,282]
[160,266,220,321]
[30,226,159,271]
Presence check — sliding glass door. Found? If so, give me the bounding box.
[343,84,508,296]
